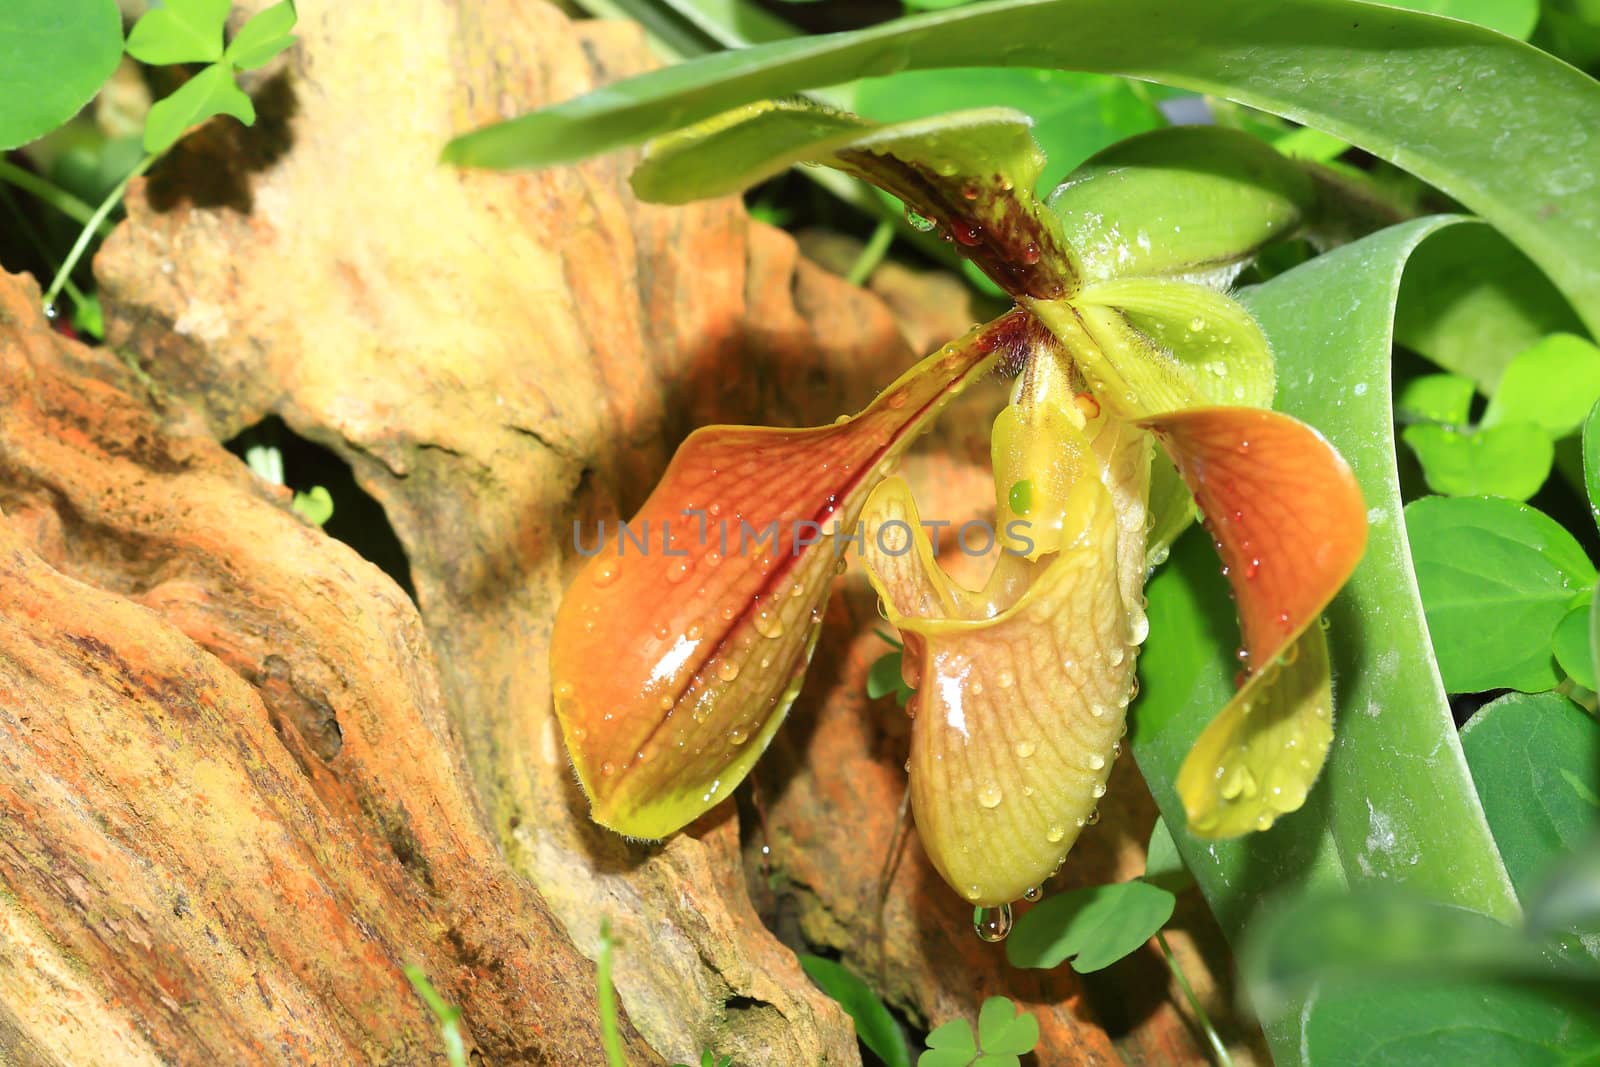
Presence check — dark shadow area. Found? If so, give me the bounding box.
[225,416,416,601]
[146,68,298,215]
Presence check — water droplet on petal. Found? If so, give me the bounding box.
[1013,740,1035,759]
[601,761,616,776]
[554,681,574,699]
[754,610,785,638]
[729,725,749,745]
[974,903,1013,942]
[1023,886,1042,902]
[1220,764,1258,800]
[1092,782,1107,799]
[1089,753,1106,771]
[717,660,740,682]
[978,783,1003,808]
[593,561,620,586]
[1085,808,1100,826]
[997,670,1015,689]
[1046,825,1065,843]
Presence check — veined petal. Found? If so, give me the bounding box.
[551,312,1039,839]
[860,417,1147,906]
[1143,406,1367,838]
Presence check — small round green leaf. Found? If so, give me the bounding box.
[976,997,1038,1057]
[0,0,123,150]
[1483,333,1600,437]
[1395,372,1476,427]
[125,0,230,65]
[1006,881,1174,973]
[1401,422,1553,501]
[1142,816,1194,894]
[144,63,255,154]
[225,0,298,69]
[1553,600,1597,690]
[1407,495,1595,694]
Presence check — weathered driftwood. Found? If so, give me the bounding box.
[2,0,1253,1063]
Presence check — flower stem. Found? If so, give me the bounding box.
[597,918,629,1067]
[0,159,109,235]
[1157,930,1235,1067]
[845,218,895,287]
[42,153,156,312]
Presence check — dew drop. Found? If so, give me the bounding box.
[1088,753,1106,771]
[593,561,620,587]
[1085,808,1100,826]
[1244,558,1260,579]
[572,725,587,741]
[834,413,852,425]
[1046,824,1066,843]
[1220,764,1258,800]
[716,660,740,682]
[1107,646,1126,667]
[754,610,785,638]
[1023,886,1042,902]
[705,551,723,568]
[654,622,671,640]
[1112,740,1122,759]
[658,695,673,712]
[974,903,1013,943]
[687,622,704,640]
[905,207,937,232]
[554,681,574,699]
[729,725,749,745]
[601,761,616,776]
[1188,316,1206,332]
[997,670,1015,689]
[1021,241,1041,265]
[1090,703,1107,718]
[978,782,1003,808]
[1092,782,1107,799]
[1014,740,1035,758]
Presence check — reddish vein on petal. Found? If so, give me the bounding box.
[1142,406,1367,671]
[551,311,1041,838]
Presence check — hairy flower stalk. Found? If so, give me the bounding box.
[551,103,1369,906]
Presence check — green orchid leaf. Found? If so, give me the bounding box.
[126,0,230,65]
[1383,0,1540,39]
[854,68,1164,193]
[1005,881,1174,973]
[0,0,124,150]
[1554,600,1597,689]
[1048,126,1314,284]
[630,98,1076,299]
[1134,218,1520,1065]
[1407,495,1596,694]
[224,0,297,70]
[440,0,1600,334]
[799,955,911,1067]
[1395,224,1587,394]
[1483,333,1600,437]
[1143,815,1194,895]
[1242,887,1600,1022]
[1461,691,1600,896]
[1395,372,1477,426]
[144,62,255,154]
[1401,422,1553,500]
[975,997,1038,1056]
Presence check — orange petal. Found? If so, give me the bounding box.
[1142,406,1366,668]
[551,311,1041,838]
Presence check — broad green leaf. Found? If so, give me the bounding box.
[1395,372,1476,426]
[125,0,230,65]
[1401,422,1553,500]
[224,0,297,70]
[1461,691,1600,896]
[1142,816,1194,895]
[1554,601,1597,689]
[867,650,913,707]
[1407,495,1595,693]
[1005,881,1174,973]
[1047,126,1315,284]
[1395,224,1587,394]
[855,68,1163,191]
[975,997,1038,1057]
[144,63,255,154]
[1483,334,1600,436]
[799,955,911,1067]
[0,0,123,150]
[1383,0,1540,39]
[1134,218,1520,1065]
[1303,977,1600,1066]
[441,0,1600,334]
[1242,888,1599,1020]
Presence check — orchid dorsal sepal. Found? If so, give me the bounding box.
[628,97,1079,300]
[550,312,1041,839]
